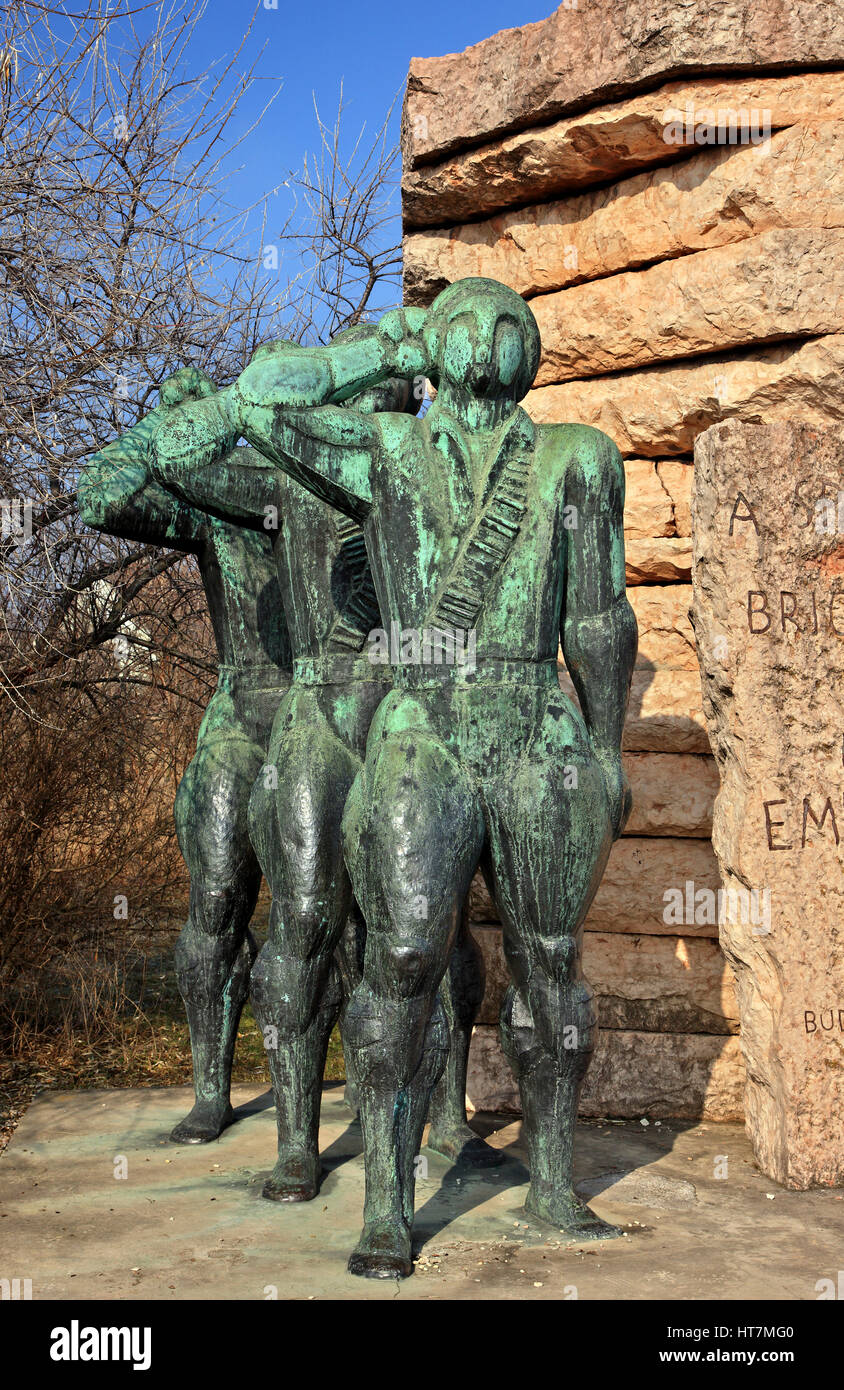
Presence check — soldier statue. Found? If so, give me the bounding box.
[148,277,636,1279]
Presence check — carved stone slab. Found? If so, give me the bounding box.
[693,419,844,1188]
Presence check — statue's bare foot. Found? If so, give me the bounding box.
[347,1220,413,1279]
[427,1123,505,1168]
[169,1100,234,1145]
[262,1151,321,1202]
[525,1185,622,1240]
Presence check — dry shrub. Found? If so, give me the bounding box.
[0,649,203,1050]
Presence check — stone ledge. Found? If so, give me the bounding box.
[403,4,844,170]
[471,925,738,1033]
[403,114,844,286]
[467,1025,745,1120]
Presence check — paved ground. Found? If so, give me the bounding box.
[0,1084,841,1300]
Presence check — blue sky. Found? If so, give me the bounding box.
[185,1,554,273]
[194,1,552,202]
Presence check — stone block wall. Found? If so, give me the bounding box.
[401,0,844,1119]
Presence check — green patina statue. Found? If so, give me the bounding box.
[79,351,500,1179]
[148,277,637,1280]
[78,368,293,1144]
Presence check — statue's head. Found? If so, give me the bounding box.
[249,337,298,362]
[422,277,540,402]
[247,330,420,416]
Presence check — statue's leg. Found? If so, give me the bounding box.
[248,700,357,1201]
[486,696,619,1238]
[426,907,505,1167]
[343,730,485,1279]
[333,903,366,1114]
[170,714,263,1144]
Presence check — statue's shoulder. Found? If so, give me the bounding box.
[533,421,623,494]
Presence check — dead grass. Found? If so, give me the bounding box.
[0,908,346,1154]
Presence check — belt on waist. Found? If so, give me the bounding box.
[392,657,560,689]
[293,653,393,686]
[216,663,291,692]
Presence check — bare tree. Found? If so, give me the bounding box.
[0,0,404,1009]
[286,88,404,343]
[0,0,283,707]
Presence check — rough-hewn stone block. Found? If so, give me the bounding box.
[472,925,737,1031]
[623,752,718,839]
[656,462,692,537]
[404,119,844,294]
[622,669,709,753]
[467,1024,745,1119]
[626,539,692,584]
[402,1,844,168]
[628,584,696,671]
[624,458,692,539]
[532,229,844,386]
[528,334,844,458]
[624,459,677,539]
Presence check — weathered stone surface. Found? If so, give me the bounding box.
[628,585,696,671]
[589,931,737,1033]
[623,752,718,839]
[532,229,844,386]
[693,419,844,1188]
[624,459,677,539]
[468,836,721,937]
[626,538,692,584]
[467,1024,745,1119]
[402,1,844,169]
[588,837,721,938]
[404,118,844,294]
[620,460,694,577]
[528,333,844,457]
[622,668,710,753]
[575,1170,698,1208]
[657,461,693,537]
[561,664,709,753]
[472,925,736,1031]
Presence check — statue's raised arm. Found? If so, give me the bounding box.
[150,315,429,525]
[78,382,212,550]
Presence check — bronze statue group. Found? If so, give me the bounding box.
[79,278,636,1279]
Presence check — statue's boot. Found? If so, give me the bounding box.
[426,914,504,1168]
[251,947,341,1202]
[346,990,449,1279]
[170,925,257,1144]
[500,981,622,1239]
